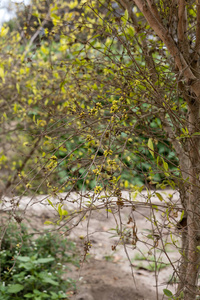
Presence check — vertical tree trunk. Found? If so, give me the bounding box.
[182,99,200,299]
[184,190,200,299]
[177,189,188,295]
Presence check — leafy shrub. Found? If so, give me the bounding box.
[0,220,78,299]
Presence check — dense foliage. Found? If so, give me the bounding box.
[0,0,180,196]
[0,220,78,299]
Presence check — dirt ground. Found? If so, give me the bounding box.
[69,258,158,300]
[2,190,181,300]
[64,204,179,300]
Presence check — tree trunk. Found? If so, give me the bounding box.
[177,189,188,296]
[178,98,200,299]
[184,187,200,299]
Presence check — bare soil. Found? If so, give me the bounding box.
[2,190,181,300]
[69,258,155,300]
[64,208,179,300]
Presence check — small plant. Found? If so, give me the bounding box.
[103,254,114,262]
[132,252,169,272]
[163,288,184,299]
[0,220,78,299]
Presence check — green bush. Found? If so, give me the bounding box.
[0,221,78,299]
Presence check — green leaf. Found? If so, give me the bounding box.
[155,192,163,202]
[61,209,68,216]
[35,257,55,264]
[42,277,59,286]
[24,293,34,298]
[92,34,100,39]
[138,185,144,193]
[127,26,134,37]
[152,204,158,211]
[7,284,24,293]
[163,288,173,297]
[47,199,54,208]
[132,191,139,201]
[17,256,30,262]
[179,291,184,298]
[180,210,185,220]
[121,9,128,27]
[124,9,128,22]
[162,159,168,171]
[147,138,154,158]
[44,220,54,225]
[116,175,121,182]
[58,203,63,216]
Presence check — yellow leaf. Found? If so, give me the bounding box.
[61,209,68,216]
[13,103,18,113]
[16,83,20,93]
[68,0,78,9]
[41,45,49,55]
[0,154,7,162]
[0,67,5,83]
[37,120,46,127]
[59,146,66,152]
[44,220,54,225]
[80,0,88,4]
[0,26,9,37]
[3,112,7,120]
[124,180,129,188]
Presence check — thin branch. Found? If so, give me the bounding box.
[117,0,138,27]
[22,12,50,59]
[178,0,189,59]
[195,1,200,54]
[134,0,200,98]
[117,0,158,83]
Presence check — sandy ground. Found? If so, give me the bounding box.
[1,190,182,300]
